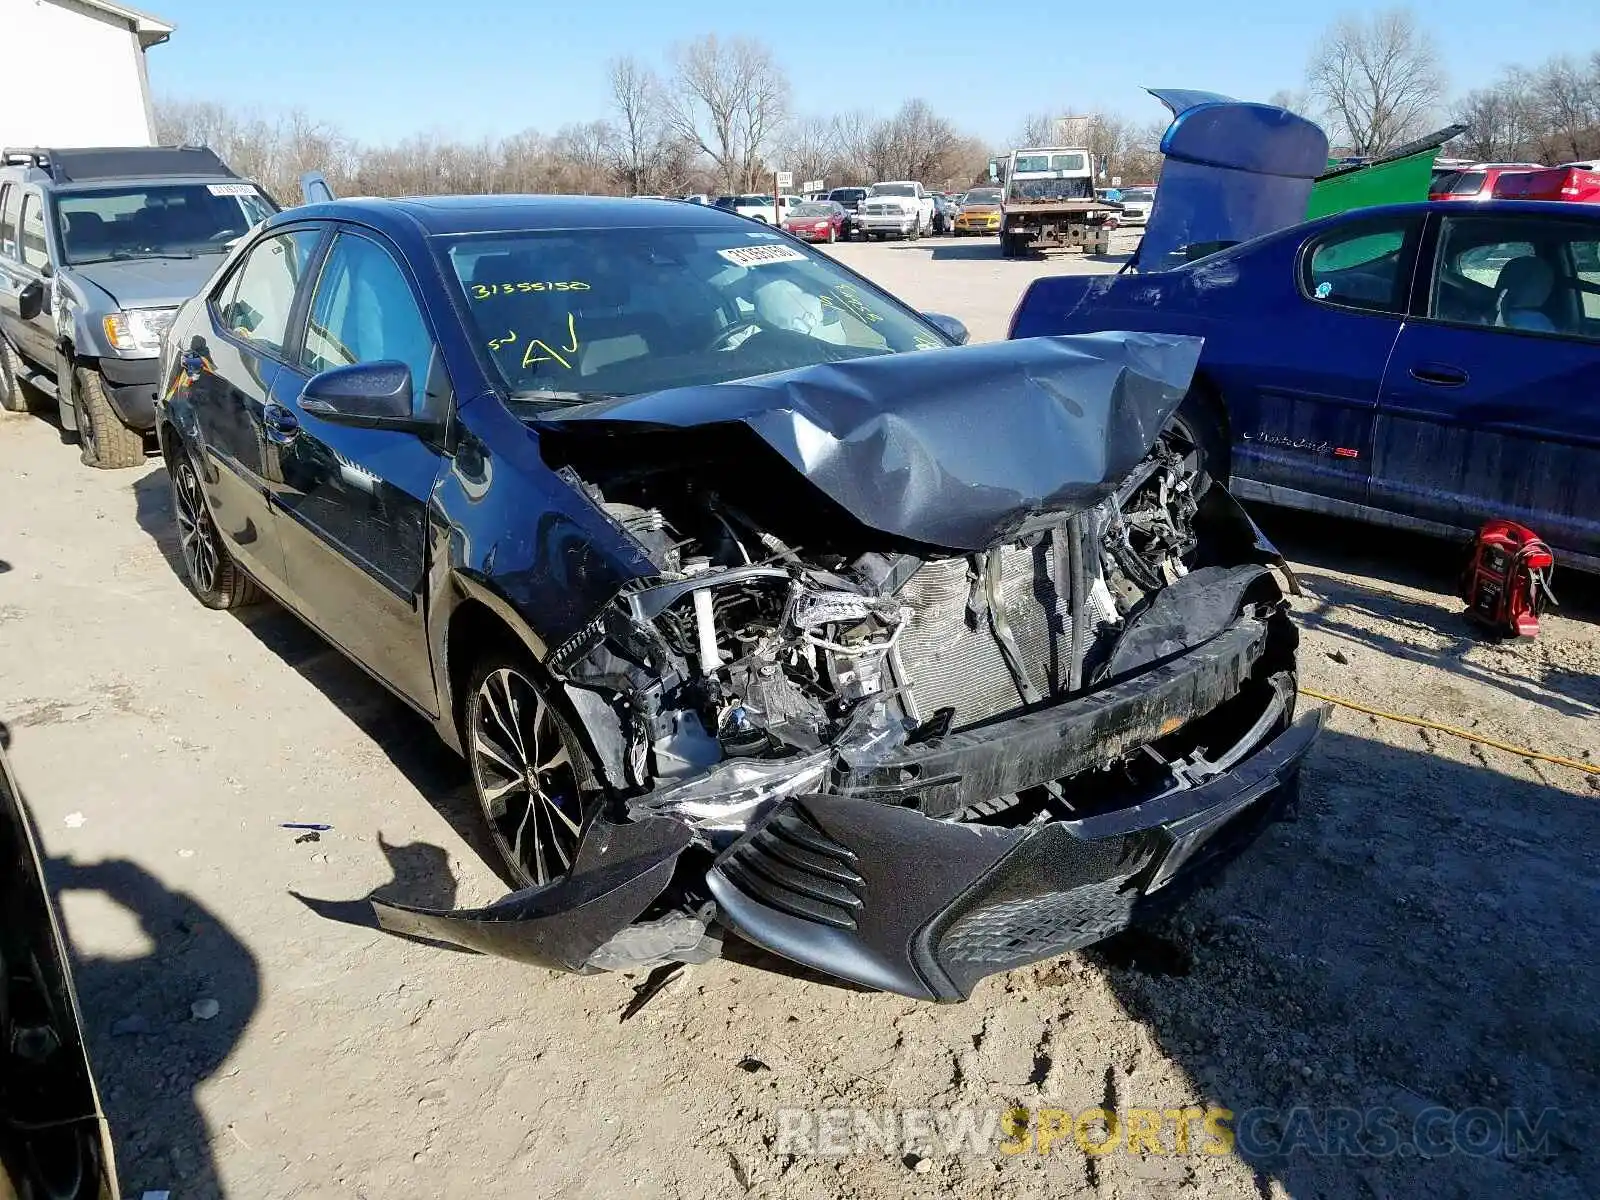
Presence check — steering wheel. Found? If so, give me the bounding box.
[704,320,762,353]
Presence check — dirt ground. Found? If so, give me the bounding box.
[1,232,1596,1200]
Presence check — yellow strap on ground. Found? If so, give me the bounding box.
[1299,686,1600,778]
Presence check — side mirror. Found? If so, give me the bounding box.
[922,313,970,346]
[18,280,45,321]
[300,361,436,434]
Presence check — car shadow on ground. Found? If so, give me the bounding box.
[39,830,261,1198]
[1253,507,1600,719]
[129,469,511,888]
[1090,725,1596,1197]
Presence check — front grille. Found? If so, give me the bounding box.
[893,537,1072,729]
[716,807,865,930]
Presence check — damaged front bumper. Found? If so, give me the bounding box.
[374,598,1323,1000]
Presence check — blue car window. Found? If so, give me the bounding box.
[303,233,435,404]
[1431,217,1600,341]
[1303,220,1414,314]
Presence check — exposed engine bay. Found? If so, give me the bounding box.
[373,333,1319,1000]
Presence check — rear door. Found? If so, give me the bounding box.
[1373,211,1600,562]
[271,226,446,712]
[182,226,325,593]
[8,189,58,366]
[1228,212,1424,507]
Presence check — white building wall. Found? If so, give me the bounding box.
[1,0,156,150]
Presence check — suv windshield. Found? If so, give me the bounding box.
[445,227,946,402]
[870,184,917,198]
[54,182,276,264]
[827,189,866,203]
[963,189,1002,205]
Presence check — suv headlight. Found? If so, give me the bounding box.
[103,307,178,353]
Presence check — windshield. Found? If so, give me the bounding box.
[54,182,276,264]
[827,189,866,203]
[738,195,772,206]
[1121,188,1156,202]
[445,227,947,403]
[1447,172,1487,195]
[963,189,1002,205]
[870,184,917,197]
[1008,177,1094,202]
[788,203,834,218]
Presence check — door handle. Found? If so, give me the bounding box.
[262,402,300,445]
[1409,364,1469,387]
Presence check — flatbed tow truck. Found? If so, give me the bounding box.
[998,146,1117,258]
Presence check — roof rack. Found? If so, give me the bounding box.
[0,145,238,184]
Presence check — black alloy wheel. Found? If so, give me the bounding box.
[169,451,258,608]
[466,662,592,889]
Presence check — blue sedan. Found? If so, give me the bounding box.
[1010,200,1600,573]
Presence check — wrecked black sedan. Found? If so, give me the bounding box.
[156,195,1319,1001]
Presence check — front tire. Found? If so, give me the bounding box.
[74,367,144,469]
[464,655,599,889]
[0,337,29,414]
[169,447,261,609]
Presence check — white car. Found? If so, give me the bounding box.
[858,181,933,239]
[718,194,782,223]
[1113,187,1155,226]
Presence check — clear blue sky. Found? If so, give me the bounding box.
[146,0,1595,147]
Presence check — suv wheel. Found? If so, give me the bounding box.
[169,448,260,609]
[464,655,600,888]
[73,368,144,469]
[0,337,29,414]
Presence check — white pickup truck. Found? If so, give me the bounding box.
[857,181,934,240]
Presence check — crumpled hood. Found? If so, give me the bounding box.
[72,254,225,310]
[536,332,1203,551]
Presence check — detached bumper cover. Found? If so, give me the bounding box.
[709,707,1318,999]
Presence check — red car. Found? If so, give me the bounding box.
[1429,163,1543,202]
[781,200,847,243]
[1492,165,1600,204]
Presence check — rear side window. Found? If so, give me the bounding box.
[1302,219,1418,314]
[215,229,320,355]
[0,184,18,258]
[19,192,50,268]
[1448,171,1487,195]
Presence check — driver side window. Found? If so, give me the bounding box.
[1302,218,1418,314]
[302,232,435,408]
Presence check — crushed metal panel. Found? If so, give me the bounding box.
[537,333,1204,552]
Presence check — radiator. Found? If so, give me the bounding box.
[892,535,1072,730]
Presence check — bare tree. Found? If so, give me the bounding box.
[1267,88,1315,119]
[607,55,664,195]
[1307,9,1446,154]
[779,115,838,191]
[665,35,789,191]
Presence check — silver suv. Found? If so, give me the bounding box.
[0,146,277,467]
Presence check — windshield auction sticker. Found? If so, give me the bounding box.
[207,183,259,197]
[717,243,808,268]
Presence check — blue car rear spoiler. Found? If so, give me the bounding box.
[1133,88,1329,271]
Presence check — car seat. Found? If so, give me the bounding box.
[1493,257,1556,332]
[61,211,108,257]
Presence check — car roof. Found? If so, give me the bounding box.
[1310,199,1600,223]
[45,174,260,193]
[276,194,763,239]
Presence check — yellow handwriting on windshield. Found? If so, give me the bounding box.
[522,312,580,370]
[471,281,592,300]
[487,330,517,352]
[828,284,883,325]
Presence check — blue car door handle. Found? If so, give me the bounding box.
[1409,363,1469,387]
[262,402,300,445]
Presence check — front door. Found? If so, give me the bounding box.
[1374,211,1600,562]
[273,228,444,712]
[2,189,60,367]
[182,227,324,593]
[1227,213,1424,507]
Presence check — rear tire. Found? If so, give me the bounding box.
[73,367,144,469]
[169,446,261,609]
[1168,386,1230,485]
